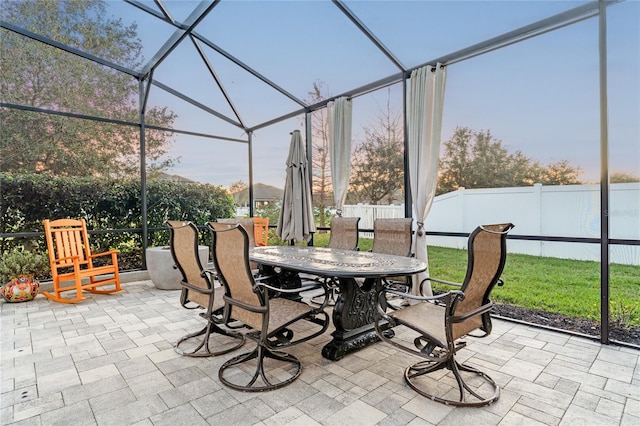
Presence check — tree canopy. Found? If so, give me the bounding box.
[610,171,640,183]
[0,0,177,177]
[349,96,404,205]
[437,126,582,194]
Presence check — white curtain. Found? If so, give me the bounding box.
[328,97,352,215]
[408,64,447,297]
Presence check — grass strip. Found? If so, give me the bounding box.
[308,233,640,327]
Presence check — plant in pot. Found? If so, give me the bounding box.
[0,247,50,303]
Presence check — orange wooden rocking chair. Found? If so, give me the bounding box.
[253,217,269,247]
[43,218,122,303]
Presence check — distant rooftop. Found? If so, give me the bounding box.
[231,183,283,206]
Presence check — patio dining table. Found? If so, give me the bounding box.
[250,246,427,360]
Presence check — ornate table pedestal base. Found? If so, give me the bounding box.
[249,246,427,361]
[321,277,392,361]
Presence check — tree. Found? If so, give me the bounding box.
[228,180,248,194]
[350,94,404,204]
[0,0,177,177]
[306,81,332,228]
[538,160,582,185]
[438,126,582,194]
[228,180,249,206]
[610,171,640,183]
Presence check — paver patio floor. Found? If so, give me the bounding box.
[1,280,638,425]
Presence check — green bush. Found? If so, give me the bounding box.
[0,172,235,257]
[0,247,50,283]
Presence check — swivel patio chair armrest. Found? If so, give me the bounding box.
[450,302,494,324]
[421,276,463,288]
[256,279,331,310]
[254,274,276,282]
[375,287,465,329]
[200,267,218,280]
[179,279,215,295]
[222,294,268,314]
[380,287,465,303]
[255,280,327,295]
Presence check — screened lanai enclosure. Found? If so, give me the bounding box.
[1,0,639,347]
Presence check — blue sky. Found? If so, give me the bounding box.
[110,0,639,189]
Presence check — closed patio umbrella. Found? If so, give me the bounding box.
[276,130,316,243]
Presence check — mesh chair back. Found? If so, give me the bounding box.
[211,225,263,330]
[216,218,257,248]
[216,218,259,270]
[452,223,514,339]
[166,221,210,307]
[371,218,413,257]
[327,217,360,250]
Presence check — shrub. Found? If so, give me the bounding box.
[0,172,235,258]
[0,247,50,283]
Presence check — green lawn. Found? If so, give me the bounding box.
[427,245,640,327]
[306,233,640,327]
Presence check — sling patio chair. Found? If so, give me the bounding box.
[371,218,414,295]
[311,216,361,305]
[212,224,330,392]
[166,220,245,357]
[42,218,121,304]
[327,216,360,250]
[375,223,515,407]
[214,218,261,273]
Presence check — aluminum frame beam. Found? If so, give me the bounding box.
[125,0,174,25]
[190,36,246,128]
[151,80,243,129]
[4,1,620,132]
[0,102,247,144]
[125,0,306,131]
[189,31,307,108]
[0,20,138,78]
[332,0,406,72]
[250,1,617,131]
[140,0,219,79]
[598,0,611,345]
[127,0,307,108]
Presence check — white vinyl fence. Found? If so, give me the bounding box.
[343,183,640,266]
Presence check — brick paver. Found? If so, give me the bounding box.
[1,280,638,425]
